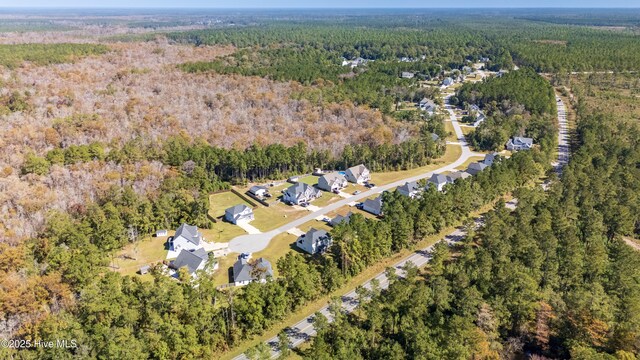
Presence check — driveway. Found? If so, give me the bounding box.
[236,221,262,235]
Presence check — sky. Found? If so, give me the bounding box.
[2,0,639,8]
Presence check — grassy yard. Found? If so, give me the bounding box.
[250,233,304,277]
[371,144,462,185]
[200,221,247,244]
[298,219,332,233]
[460,125,475,136]
[209,192,254,218]
[212,253,238,286]
[252,202,309,232]
[444,120,457,141]
[312,191,340,207]
[298,175,319,186]
[110,235,168,278]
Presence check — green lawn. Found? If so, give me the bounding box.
[461,125,475,136]
[212,253,238,286]
[371,144,462,185]
[251,233,303,278]
[111,235,168,278]
[444,120,457,141]
[312,191,340,207]
[209,192,253,218]
[298,175,319,186]
[252,202,309,232]
[200,221,247,244]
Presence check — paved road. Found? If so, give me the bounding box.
[553,95,570,174]
[229,103,481,254]
[232,81,572,360]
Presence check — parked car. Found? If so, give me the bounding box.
[300,202,308,207]
[353,190,361,195]
[355,203,364,209]
[265,193,272,198]
[332,189,340,194]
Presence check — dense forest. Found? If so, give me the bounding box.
[0,43,107,68]
[1,134,547,360]
[456,68,557,153]
[303,80,640,360]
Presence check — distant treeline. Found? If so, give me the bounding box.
[0,43,108,68]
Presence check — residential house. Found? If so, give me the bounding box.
[283,182,322,205]
[397,181,422,198]
[233,254,274,286]
[296,228,332,255]
[171,223,203,252]
[317,172,348,192]
[401,72,415,79]
[362,195,383,216]
[483,152,499,166]
[462,66,473,74]
[506,137,534,151]
[345,164,371,184]
[447,171,472,182]
[248,185,268,198]
[466,162,489,176]
[225,204,254,224]
[330,212,353,227]
[428,173,453,192]
[419,98,437,115]
[170,248,211,276]
[442,77,454,86]
[473,114,486,127]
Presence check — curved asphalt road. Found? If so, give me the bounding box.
[231,86,571,360]
[228,100,480,254]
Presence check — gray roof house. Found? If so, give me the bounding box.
[483,152,499,166]
[447,171,472,182]
[362,195,383,216]
[171,223,203,252]
[171,248,209,275]
[397,181,422,198]
[225,204,254,224]
[330,212,353,227]
[401,72,415,79]
[317,172,348,192]
[442,77,454,86]
[428,173,453,192]
[506,137,534,151]
[296,228,332,255]
[466,162,489,176]
[345,164,371,184]
[248,185,268,197]
[233,254,274,286]
[420,98,437,114]
[283,182,322,205]
[431,133,440,142]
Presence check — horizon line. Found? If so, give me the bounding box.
[1,6,639,9]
